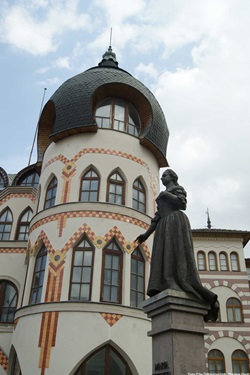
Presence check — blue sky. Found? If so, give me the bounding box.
[1,0,250,253]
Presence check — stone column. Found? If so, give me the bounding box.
[143,289,209,375]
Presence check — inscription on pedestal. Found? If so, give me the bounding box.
[153,361,171,375]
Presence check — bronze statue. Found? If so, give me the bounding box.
[136,169,218,321]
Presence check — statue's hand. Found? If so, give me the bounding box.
[136,233,148,244]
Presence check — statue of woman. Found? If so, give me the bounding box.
[136,169,218,321]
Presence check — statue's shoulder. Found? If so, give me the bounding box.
[168,185,187,196]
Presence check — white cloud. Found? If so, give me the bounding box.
[135,62,158,79]
[37,76,60,87]
[0,0,92,55]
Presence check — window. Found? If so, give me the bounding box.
[95,97,140,136]
[0,208,13,240]
[79,169,100,202]
[132,179,146,213]
[0,175,4,190]
[44,177,57,209]
[29,245,47,304]
[197,251,206,271]
[226,298,243,322]
[73,345,132,375]
[107,172,125,205]
[10,352,22,375]
[208,252,217,271]
[232,350,249,373]
[130,248,145,308]
[17,171,39,188]
[101,240,123,304]
[15,208,33,240]
[230,252,240,271]
[219,253,228,271]
[0,281,18,323]
[69,237,94,301]
[208,349,225,374]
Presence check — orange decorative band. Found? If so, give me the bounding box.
[42,148,145,172]
[29,210,149,234]
[38,311,59,374]
[0,248,26,254]
[0,193,36,206]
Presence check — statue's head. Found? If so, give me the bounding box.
[163,169,178,184]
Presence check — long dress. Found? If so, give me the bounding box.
[147,189,217,312]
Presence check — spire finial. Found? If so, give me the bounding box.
[98,28,119,68]
[109,27,112,48]
[206,208,212,229]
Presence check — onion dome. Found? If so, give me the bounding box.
[38,47,169,167]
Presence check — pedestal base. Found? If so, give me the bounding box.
[143,289,209,375]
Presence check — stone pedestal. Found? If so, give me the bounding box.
[143,289,209,375]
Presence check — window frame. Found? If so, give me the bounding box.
[230,252,240,271]
[0,280,18,324]
[17,171,39,188]
[132,178,146,213]
[208,251,218,271]
[0,208,13,241]
[197,251,206,271]
[73,344,132,375]
[232,350,249,373]
[226,297,243,322]
[44,176,58,209]
[219,252,229,271]
[10,352,22,375]
[130,247,145,308]
[208,349,225,373]
[100,239,123,304]
[29,245,47,305]
[15,208,33,241]
[106,171,125,206]
[69,237,95,301]
[95,97,141,136]
[0,175,5,190]
[79,168,100,202]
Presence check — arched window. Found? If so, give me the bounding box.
[230,252,240,271]
[219,252,228,271]
[232,350,249,373]
[69,237,94,301]
[73,344,132,375]
[79,169,100,202]
[15,208,33,240]
[226,298,243,322]
[0,208,13,240]
[29,245,47,304]
[132,179,146,213]
[0,175,4,190]
[101,240,123,304]
[17,171,39,188]
[197,251,206,271]
[10,352,22,375]
[130,247,145,308]
[44,177,57,209]
[208,252,217,271]
[107,172,125,205]
[95,97,140,136]
[208,349,225,373]
[0,280,18,323]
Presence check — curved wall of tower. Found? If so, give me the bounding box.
[9,51,169,375]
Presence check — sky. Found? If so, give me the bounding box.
[0,0,250,254]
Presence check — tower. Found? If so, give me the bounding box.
[3,47,169,374]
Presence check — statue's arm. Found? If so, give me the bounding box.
[135,214,159,244]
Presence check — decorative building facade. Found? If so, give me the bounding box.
[0,49,250,375]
